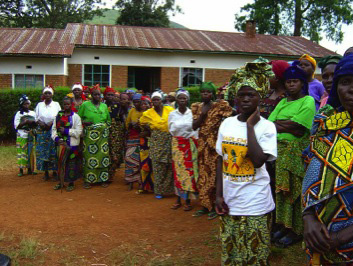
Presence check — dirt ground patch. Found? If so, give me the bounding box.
[0,167,306,265]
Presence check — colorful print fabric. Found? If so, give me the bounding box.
[172,136,199,199]
[82,123,110,183]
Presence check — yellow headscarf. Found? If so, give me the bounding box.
[299,54,317,70]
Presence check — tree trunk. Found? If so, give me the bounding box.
[293,0,302,36]
[274,0,280,35]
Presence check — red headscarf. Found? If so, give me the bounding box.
[90,84,101,94]
[269,60,290,81]
[103,86,116,96]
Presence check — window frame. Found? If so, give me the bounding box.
[180,67,204,87]
[13,74,44,89]
[83,64,111,87]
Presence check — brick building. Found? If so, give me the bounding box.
[0,22,335,93]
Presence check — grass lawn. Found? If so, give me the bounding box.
[0,144,17,171]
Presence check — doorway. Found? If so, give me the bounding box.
[128,67,161,93]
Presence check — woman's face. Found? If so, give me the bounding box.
[337,75,353,113]
[133,99,141,110]
[176,94,188,108]
[236,86,260,115]
[285,79,303,96]
[152,97,162,108]
[73,88,82,98]
[105,92,115,103]
[321,64,336,93]
[200,89,213,103]
[91,90,101,102]
[299,59,314,78]
[43,91,53,101]
[120,94,130,106]
[62,99,72,111]
[141,101,149,111]
[22,100,30,110]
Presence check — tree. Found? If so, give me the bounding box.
[0,0,104,29]
[115,0,181,27]
[235,0,353,43]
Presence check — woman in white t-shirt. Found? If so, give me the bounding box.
[215,60,277,265]
[35,86,61,180]
[14,95,37,177]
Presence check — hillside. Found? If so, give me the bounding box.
[86,8,187,28]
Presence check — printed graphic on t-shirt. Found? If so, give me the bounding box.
[222,137,255,182]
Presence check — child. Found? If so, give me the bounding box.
[52,97,83,191]
[14,95,37,177]
[215,61,277,265]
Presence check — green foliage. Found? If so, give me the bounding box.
[184,86,201,104]
[0,87,71,140]
[115,0,181,27]
[0,0,104,28]
[235,0,353,43]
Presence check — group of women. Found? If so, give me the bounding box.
[13,48,353,265]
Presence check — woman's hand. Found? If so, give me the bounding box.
[215,196,229,215]
[303,213,331,253]
[58,127,65,134]
[247,108,260,127]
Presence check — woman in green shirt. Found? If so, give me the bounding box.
[78,85,111,189]
[268,64,316,247]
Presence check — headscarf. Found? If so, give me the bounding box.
[19,94,30,107]
[227,59,274,99]
[199,82,216,94]
[299,54,317,69]
[283,65,309,95]
[344,47,353,57]
[151,91,163,99]
[269,60,290,81]
[132,93,142,101]
[125,89,136,94]
[83,86,90,93]
[327,54,353,109]
[168,92,176,97]
[176,89,190,99]
[141,96,151,103]
[103,86,115,96]
[318,55,343,70]
[43,86,54,95]
[72,83,83,91]
[90,84,101,94]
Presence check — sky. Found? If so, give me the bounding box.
[105,0,352,55]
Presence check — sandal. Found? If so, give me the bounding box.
[155,194,163,199]
[53,183,63,190]
[18,173,23,177]
[207,211,219,220]
[192,209,209,217]
[183,204,193,211]
[66,184,75,192]
[136,190,144,194]
[171,203,182,210]
[83,182,91,189]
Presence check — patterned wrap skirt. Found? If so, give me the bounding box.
[140,137,154,191]
[57,145,80,183]
[82,123,110,183]
[36,129,57,171]
[149,130,174,195]
[108,119,125,178]
[275,139,309,235]
[16,136,31,169]
[172,136,199,199]
[125,131,141,184]
[220,214,271,266]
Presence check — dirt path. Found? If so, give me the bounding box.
[0,168,219,265]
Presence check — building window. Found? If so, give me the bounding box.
[84,65,110,87]
[14,74,44,88]
[181,68,203,87]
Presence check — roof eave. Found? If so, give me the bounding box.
[74,45,325,59]
[0,53,71,58]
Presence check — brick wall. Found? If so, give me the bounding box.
[0,74,12,88]
[160,67,179,93]
[111,66,128,88]
[68,64,82,87]
[205,69,234,86]
[45,75,67,87]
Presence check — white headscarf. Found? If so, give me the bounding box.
[43,86,54,95]
[72,83,83,91]
[151,91,163,100]
[176,89,190,99]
